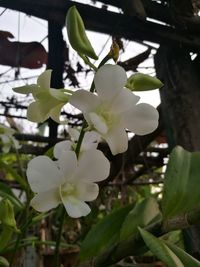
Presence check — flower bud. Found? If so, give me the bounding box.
[108,41,119,62]
[126,73,163,91]
[66,6,98,60]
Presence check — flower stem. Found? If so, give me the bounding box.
[53,53,111,266]
[54,206,66,267]
[9,205,33,267]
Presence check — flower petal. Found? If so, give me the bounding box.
[69,90,100,113]
[76,182,99,201]
[61,195,91,218]
[27,156,63,193]
[110,89,140,113]
[82,131,99,151]
[73,150,110,182]
[27,101,49,123]
[94,64,127,101]
[123,103,159,135]
[49,103,67,124]
[68,127,80,141]
[57,151,77,181]
[84,131,100,143]
[31,188,61,212]
[37,69,52,89]
[50,88,69,102]
[89,112,108,134]
[104,125,128,155]
[54,141,72,159]
[13,84,38,95]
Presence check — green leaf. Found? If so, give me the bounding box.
[0,227,13,251]
[162,146,200,219]
[166,242,200,267]
[139,228,184,267]
[0,199,19,232]
[120,198,161,241]
[0,182,24,211]
[0,256,9,267]
[126,73,163,91]
[0,160,27,189]
[80,204,133,261]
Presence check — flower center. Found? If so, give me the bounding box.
[61,182,76,197]
[88,104,119,135]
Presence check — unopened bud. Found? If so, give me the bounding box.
[66,6,98,60]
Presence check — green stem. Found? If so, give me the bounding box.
[79,54,98,71]
[53,53,111,266]
[9,206,33,267]
[53,206,66,267]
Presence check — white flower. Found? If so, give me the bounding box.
[27,149,110,218]
[70,64,159,155]
[53,128,100,159]
[0,124,20,153]
[13,70,69,123]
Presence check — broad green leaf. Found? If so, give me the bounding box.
[162,146,200,219]
[0,256,9,267]
[166,242,200,267]
[0,182,24,211]
[139,228,184,267]
[80,204,133,261]
[120,198,161,241]
[126,73,163,91]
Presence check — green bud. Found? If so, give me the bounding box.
[66,6,98,60]
[0,199,19,232]
[108,41,119,62]
[126,73,163,91]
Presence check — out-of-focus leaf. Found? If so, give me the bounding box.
[0,182,24,210]
[80,204,133,261]
[0,160,27,189]
[139,228,184,267]
[0,256,9,267]
[120,198,161,241]
[0,227,13,251]
[0,199,19,232]
[166,242,200,267]
[162,146,200,219]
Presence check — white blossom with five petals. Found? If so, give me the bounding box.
[70,64,159,155]
[13,70,69,123]
[27,148,110,218]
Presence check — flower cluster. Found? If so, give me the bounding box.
[14,64,159,218]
